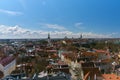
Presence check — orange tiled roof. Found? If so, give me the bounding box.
[102,74,120,80]
[62,52,78,61]
[81,52,97,56]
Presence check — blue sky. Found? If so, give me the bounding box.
[0,0,120,38]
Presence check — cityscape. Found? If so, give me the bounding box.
[0,0,120,80]
[0,35,120,80]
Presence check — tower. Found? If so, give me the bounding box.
[47,33,51,46]
[48,33,50,40]
[79,34,82,40]
[79,34,82,47]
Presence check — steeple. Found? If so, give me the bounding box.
[47,33,51,46]
[80,34,82,39]
[64,36,68,39]
[48,33,50,40]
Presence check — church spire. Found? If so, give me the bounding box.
[47,33,51,46]
[80,34,82,39]
[48,33,50,39]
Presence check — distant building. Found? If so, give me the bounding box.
[3,46,15,56]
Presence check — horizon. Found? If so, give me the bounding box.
[0,0,120,38]
[0,37,119,40]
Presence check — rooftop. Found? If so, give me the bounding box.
[102,74,120,80]
[0,56,15,67]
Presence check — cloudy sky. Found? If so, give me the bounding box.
[0,0,120,39]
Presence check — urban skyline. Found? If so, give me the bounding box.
[0,0,120,38]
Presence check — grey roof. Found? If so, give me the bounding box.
[35,72,71,80]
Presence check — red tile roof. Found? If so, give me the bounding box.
[46,50,57,53]
[102,74,120,80]
[95,49,107,53]
[94,49,111,57]
[57,60,67,65]
[0,56,15,67]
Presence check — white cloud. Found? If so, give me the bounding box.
[0,24,113,39]
[0,9,23,16]
[40,23,66,31]
[74,22,85,29]
[81,32,111,38]
[75,22,83,27]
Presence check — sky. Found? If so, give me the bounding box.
[0,0,120,39]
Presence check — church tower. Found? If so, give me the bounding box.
[47,33,51,46]
[48,33,50,40]
[79,34,82,40]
